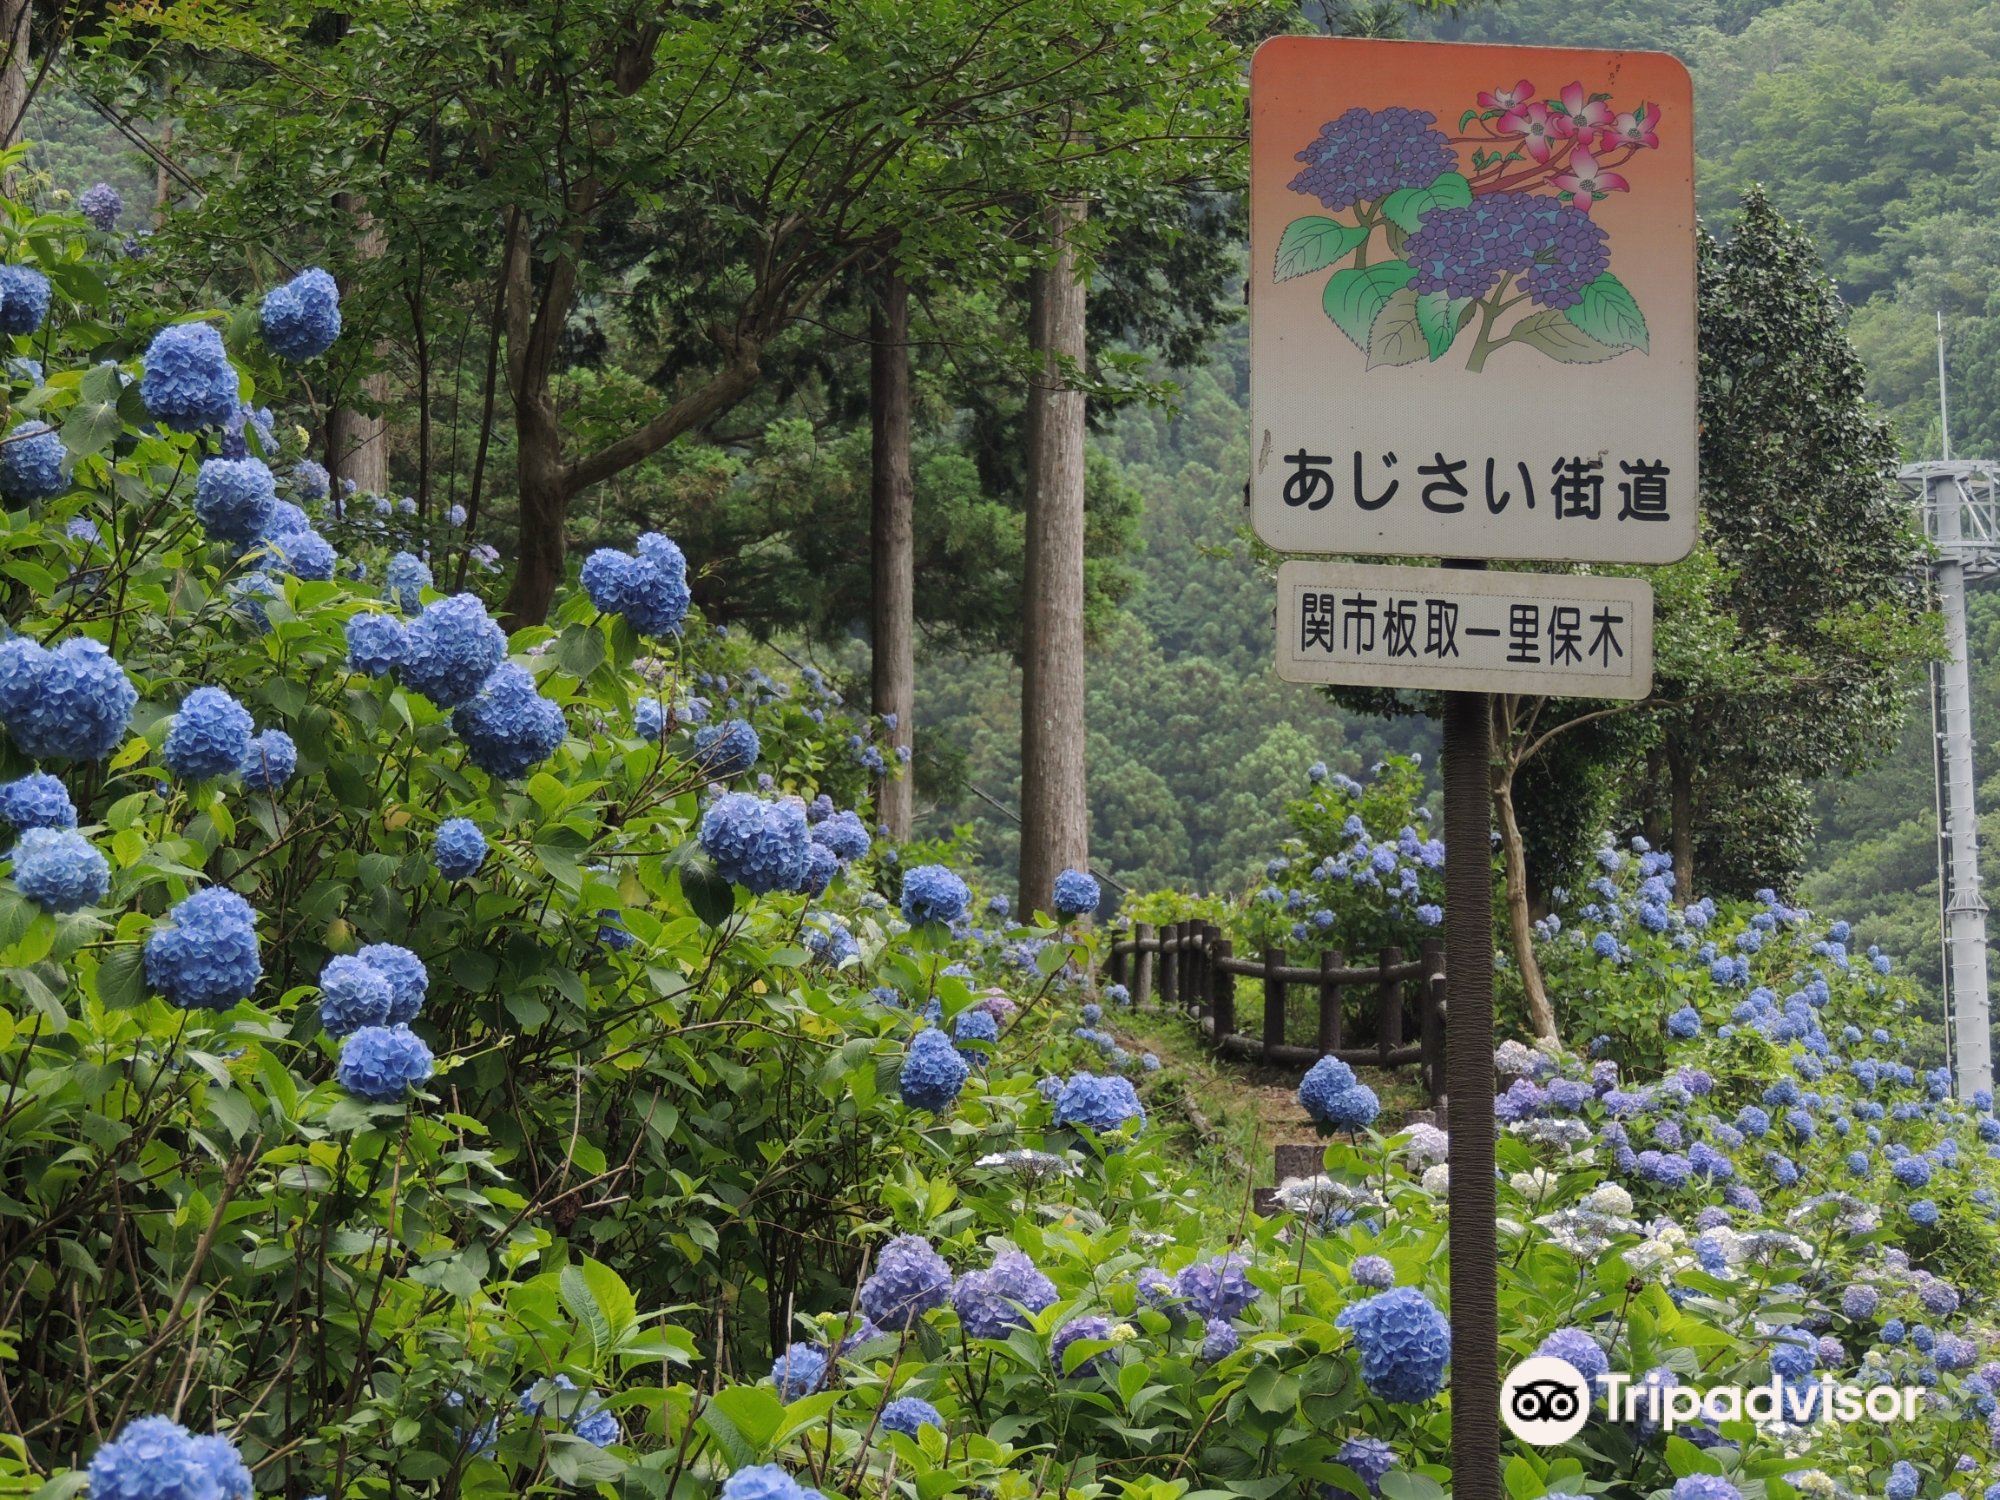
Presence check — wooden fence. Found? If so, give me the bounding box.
[1106,922,1446,1103]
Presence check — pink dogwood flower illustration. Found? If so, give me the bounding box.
[1604,104,1662,151]
[1552,147,1631,209]
[1557,82,1614,137]
[1497,101,1569,162]
[1477,78,1535,112]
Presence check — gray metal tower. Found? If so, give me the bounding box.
[1901,456,2000,1100]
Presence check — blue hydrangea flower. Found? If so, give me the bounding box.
[145,887,261,1009]
[86,1416,219,1500]
[952,1248,1056,1339]
[625,532,691,635]
[265,529,337,581]
[142,323,238,431]
[1052,868,1099,919]
[353,943,426,1024]
[1051,1315,1115,1377]
[1054,1072,1145,1134]
[1670,1479,1742,1500]
[692,719,759,779]
[0,420,64,500]
[0,772,75,830]
[434,818,487,879]
[800,841,838,897]
[1299,1055,1381,1132]
[1336,1286,1451,1403]
[721,1465,805,1500]
[80,182,123,231]
[239,728,297,790]
[1201,1318,1240,1362]
[900,1027,969,1110]
[878,1396,942,1437]
[1667,1005,1701,1039]
[290,459,329,501]
[699,792,811,894]
[336,1022,435,1101]
[163,687,254,781]
[1176,1255,1257,1320]
[193,459,277,543]
[453,664,566,779]
[261,501,310,539]
[901,864,968,926]
[345,612,408,676]
[319,953,394,1036]
[399,594,506,707]
[11,826,108,912]
[860,1234,952,1330]
[1888,1463,1919,1500]
[952,1007,998,1051]
[260,267,342,359]
[811,809,871,863]
[572,1405,619,1447]
[0,265,51,334]
[0,637,135,762]
[385,551,433,613]
[185,1435,250,1500]
[228,572,281,634]
[1335,1436,1396,1497]
[1536,1327,1608,1387]
[634,697,670,739]
[769,1342,828,1399]
[581,549,637,613]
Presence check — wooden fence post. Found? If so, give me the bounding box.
[1108,927,1127,991]
[1421,938,1446,1105]
[1134,923,1153,1008]
[1262,945,1286,1063]
[1190,923,1212,1017]
[1317,949,1345,1057]
[1211,935,1235,1043]
[1160,923,1180,1011]
[1377,945,1404,1065]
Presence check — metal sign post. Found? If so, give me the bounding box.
[1248,37,1698,1497]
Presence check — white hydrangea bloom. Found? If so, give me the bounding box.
[1399,1123,1450,1162]
[1584,1182,1633,1217]
[1421,1164,1450,1194]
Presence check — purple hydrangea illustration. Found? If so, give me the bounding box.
[1289,108,1457,211]
[1405,192,1610,310]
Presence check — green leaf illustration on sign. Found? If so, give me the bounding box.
[1414,292,1470,361]
[1323,261,1415,352]
[1380,171,1472,234]
[1366,287,1431,369]
[1566,272,1650,352]
[1507,309,1627,364]
[1275,216,1368,282]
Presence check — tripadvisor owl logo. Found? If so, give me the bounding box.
[1500,1356,1927,1447]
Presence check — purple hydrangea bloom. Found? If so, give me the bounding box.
[953,1249,1057,1340]
[399,594,506,707]
[11,826,108,912]
[453,664,566,779]
[0,265,51,334]
[0,772,75,830]
[345,612,408,676]
[239,728,297,790]
[699,792,811,894]
[1201,1318,1240,1362]
[1175,1255,1257,1321]
[1405,193,1611,310]
[1351,1255,1395,1289]
[1336,1287,1451,1403]
[1335,1435,1396,1496]
[142,322,239,431]
[859,1234,952,1330]
[193,459,277,543]
[0,420,64,500]
[1288,107,1457,211]
[1051,1315,1115,1377]
[901,864,969,926]
[163,687,254,781]
[145,887,261,1009]
[260,267,342,359]
[79,182,122,231]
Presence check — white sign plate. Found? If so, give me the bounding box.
[1276,561,1652,699]
[1249,38,1698,564]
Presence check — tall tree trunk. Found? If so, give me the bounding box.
[870,267,916,840]
[1669,737,1695,902]
[1640,746,1667,850]
[329,192,389,498]
[153,120,172,228]
[1492,743,1556,1041]
[1017,195,1090,917]
[0,0,29,165]
[508,386,568,629]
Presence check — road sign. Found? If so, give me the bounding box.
[1249,37,1697,564]
[1275,561,1652,699]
